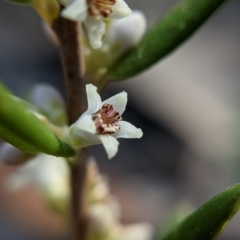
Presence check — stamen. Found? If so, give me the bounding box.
[92,104,122,135]
[87,0,116,18]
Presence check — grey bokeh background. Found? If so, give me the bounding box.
[1,0,240,239]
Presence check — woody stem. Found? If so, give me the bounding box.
[52,15,88,240]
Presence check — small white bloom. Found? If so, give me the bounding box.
[61,0,132,49]
[85,159,154,240]
[83,10,146,82]
[5,154,70,206]
[68,84,143,159]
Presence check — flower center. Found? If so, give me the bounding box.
[87,0,116,18]
[92,103,122,135]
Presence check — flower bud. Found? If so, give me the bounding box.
[109,10,147,51]
[30,83,67,126]
[84,10,146,82]
[5,154,70,214]
[85,159,154,240]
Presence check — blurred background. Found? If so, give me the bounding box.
[1,0,240,239]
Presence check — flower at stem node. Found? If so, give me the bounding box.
[67,84,143,159]
[60,0,132,49]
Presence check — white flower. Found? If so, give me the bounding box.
[67,84,143,159]
[82,10,146,82]
[61,0,132,49]
[85,159,154,240]
[5,154,70,209]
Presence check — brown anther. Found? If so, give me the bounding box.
[92,103,122,135]
[87,0,116,18]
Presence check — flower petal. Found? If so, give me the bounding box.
[102,91,127,114]
[110,0,132,19]
[85,17,106,49]
[100,135,119,159]
[69,115,101,146]
[61,0,88,22]
[75,115,96,134]
[86,84,102,114]
[114,121,143,139]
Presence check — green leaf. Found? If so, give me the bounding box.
[156,184,240,240]
[106,0,227,81]
[0,82,75,158]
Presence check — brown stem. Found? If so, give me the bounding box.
[69,149,88,240]
[52,15,88,240]
[52,17,87,124]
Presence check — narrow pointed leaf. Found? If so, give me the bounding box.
[156,184,240,240]
[106,0,227,81]
[0,82,75,157]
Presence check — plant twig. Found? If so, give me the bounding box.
[69,148,88,240]
[52,17,87,123]
[52,15,88,240]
